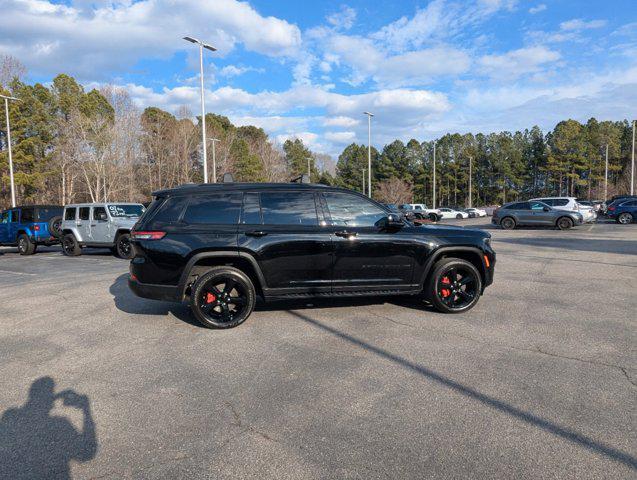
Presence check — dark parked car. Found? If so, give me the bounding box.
[602,195,637,214]
[607,199,637,224]
[0,205,63,254]
[492,201,583,230]
[129,183,495,328]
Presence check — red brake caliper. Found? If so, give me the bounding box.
[205,292,216,304]
[440,276,451,298]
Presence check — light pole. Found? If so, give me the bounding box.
[307,156,312,181]
[432,142,437,209]
[209,137,220,183]
[184,36,217,183]
[362,168,366,194]
[1,93,18,207]
[363,112,373,197]
[468,156,472,208]
[630,120,637,195]
[604,144,609,202]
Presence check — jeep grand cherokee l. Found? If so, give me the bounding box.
[129,183,495,328]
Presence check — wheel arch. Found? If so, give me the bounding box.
[419,246,487,291]
[178,251,266,300]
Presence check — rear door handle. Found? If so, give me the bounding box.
[245,230,267,237]
[335,230,357,238]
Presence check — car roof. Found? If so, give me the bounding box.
[530,196,576,200]
[64,202,144,207]
[153,182,341,197]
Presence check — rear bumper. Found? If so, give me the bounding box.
[128,277,180,302]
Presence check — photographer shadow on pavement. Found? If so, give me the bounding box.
[0,377,97,480]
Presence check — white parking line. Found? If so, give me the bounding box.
[0,269,36,276]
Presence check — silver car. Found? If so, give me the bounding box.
[60,203,145,258]
[492,200,583,230]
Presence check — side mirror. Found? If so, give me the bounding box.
[387,213,404,227]
[543,206,550,212]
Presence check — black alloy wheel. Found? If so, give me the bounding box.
[116,233,133,259]
[428,258,482,313]
[18,234,36,255]
[428,213,438,221]
[617,212,633,224]
[62,234,81,256]
[190,267,256,329]
[500,217,515,230]
[557,216,573,230]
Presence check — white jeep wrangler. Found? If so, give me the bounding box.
[60,203,145,258]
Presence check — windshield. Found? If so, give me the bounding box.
[36,207,63,221]
[108,204,145,218]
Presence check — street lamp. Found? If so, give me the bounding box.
[209,137,220,183]
[183,36,217,183]
[1,93,19,207]
[631,120,635,195]
[363,111,373,197]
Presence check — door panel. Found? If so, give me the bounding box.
[237,191,332,293]
[90,206,111,242]
[322,192,416,291]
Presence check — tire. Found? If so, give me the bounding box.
[62,233,81,256]
[17,234,36,255]
[500,217,516,230]
[426,258,482,314]
[48,216,63,239]
[556,216,573,230]
[115,233,134,259]
[617,212,633,224]
[428,212,438,221]
[414,213,424,220]
[456,214,463,219]
[190,266,256,329]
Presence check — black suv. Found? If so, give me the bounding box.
[129,183,495,328]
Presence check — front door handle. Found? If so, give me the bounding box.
[245,230,268,237]
[335,230,357,238]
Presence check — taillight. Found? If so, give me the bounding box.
[34,225,40,231]
[608,206,615,211]
[132,231,166,240]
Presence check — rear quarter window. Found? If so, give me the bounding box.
[21,208,34,222]
[146,197,189,226]
[183,193,242,224]
[553,199,569,206]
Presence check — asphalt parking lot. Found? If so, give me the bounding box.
[1,218,635,479]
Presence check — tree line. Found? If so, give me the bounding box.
[0,59,634,209]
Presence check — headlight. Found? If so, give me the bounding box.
[483,237,491,247]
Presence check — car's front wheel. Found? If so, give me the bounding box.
[190,266,256,329]
[500,217,516,229]
[62,234,81,256]
[428,213,438,221]
[617,212,633,224]
[426,258,482,313]
[17,234,36,255]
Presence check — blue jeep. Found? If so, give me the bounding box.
[0,205,64,255]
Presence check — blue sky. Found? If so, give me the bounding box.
[2,0,636,156]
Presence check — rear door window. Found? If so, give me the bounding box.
[182,193,242,224]
[64,208,77,221]
[10,210,19,222]
[505,202,530,210]
[261,192,318,226]
[79,207,90,220]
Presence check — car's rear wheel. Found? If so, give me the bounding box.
[617,212,633,224]
[190,266,256,329]
[557,216,573,230]
[427,258,482,314]
[500,217,516,230]
[428,212,438,221]
[62,234,81,256]
[17,234,36,255]
[48,216,63,239]
[115,233,133,259]
[456,213,463,219]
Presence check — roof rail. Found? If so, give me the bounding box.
[290,173,310,184]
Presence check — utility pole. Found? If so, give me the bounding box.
[604,144,609,202]
[630,120,637,195]
[184,36,216,183]
[209,138,220,183]
[432,142,437,209]
[307,156,311,181]
[1,94,18,208]
[363,112,373,197]
[468,156,472,208]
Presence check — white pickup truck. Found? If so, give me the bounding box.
[399,204,442,221]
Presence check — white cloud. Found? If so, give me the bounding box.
[323,116,359,127]
[218,65,264,78]
[0,0,301,78]
[375,48,471,86]
[478,46,560,80]
[324,131,356,143]
[529,4,546,14]
[560,19,607,32]
[326,5,356,30]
